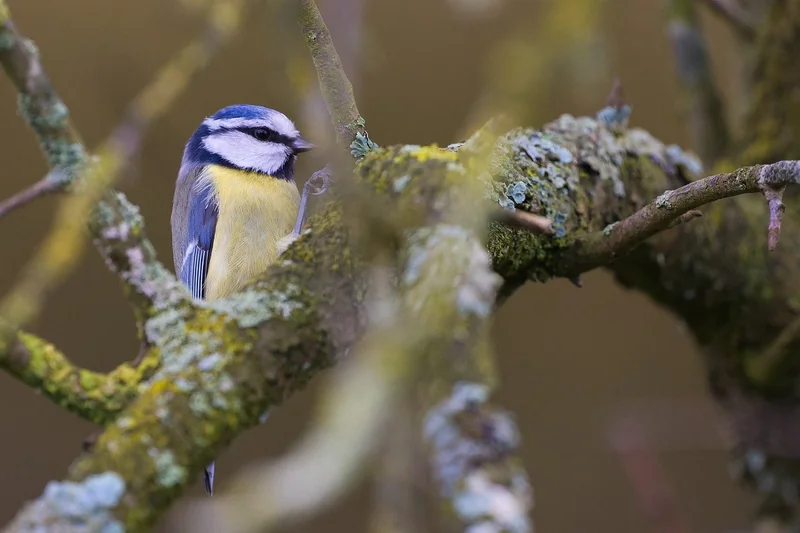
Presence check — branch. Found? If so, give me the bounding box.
[0,1,86,172]
[298,0,366,147]
[0,322,159,424]
[561,160,798,275]
[702,0,757,39]
[666,0,730,166]
[0,169,69,219]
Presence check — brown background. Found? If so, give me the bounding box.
[0,1,754,531]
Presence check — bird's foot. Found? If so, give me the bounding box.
[277,233,299,256]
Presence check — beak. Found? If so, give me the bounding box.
[292,136,315,153]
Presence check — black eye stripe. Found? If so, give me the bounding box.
[239,127,294,146]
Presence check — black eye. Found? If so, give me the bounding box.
[251,128,274,142]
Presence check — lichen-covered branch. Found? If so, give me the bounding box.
[0,323,159,424]
[0,0,86,172]
[666,0,730,167]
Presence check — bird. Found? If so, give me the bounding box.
[170,104,314,495]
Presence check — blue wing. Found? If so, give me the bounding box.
[180,184,218,300]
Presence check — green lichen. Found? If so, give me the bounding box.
[602,222,618,235]
[18,94,69,129]
[350,130,379,158]
[207,281,305,328]
[655,192,673,209]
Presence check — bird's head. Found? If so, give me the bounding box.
[183,104,314,180]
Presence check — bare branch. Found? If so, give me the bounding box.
[0,169,68,219]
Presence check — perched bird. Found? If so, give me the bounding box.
[170,104,314,495]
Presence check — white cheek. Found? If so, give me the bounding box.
[202,131,292,175]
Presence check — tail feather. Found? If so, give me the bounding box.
[204,462,215,495]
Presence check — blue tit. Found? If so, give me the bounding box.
[170,104,314,495]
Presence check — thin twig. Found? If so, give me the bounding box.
[562,160,800,275]
[667,209,703,228]
[491,208,555,235]
[0,170,66,219]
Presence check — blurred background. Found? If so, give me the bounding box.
[0,0,754,531]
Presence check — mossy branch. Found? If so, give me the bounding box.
[0,0,86,172]
[0,324,159,425]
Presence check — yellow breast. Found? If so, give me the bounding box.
[204,164,300,300]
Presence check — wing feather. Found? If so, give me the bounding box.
[178,175,218,300]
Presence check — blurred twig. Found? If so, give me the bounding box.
[607,415,692,533]
[666,0,730,168]
[370,398,424,533]
[463,0,607,136]
[701,0,757,38]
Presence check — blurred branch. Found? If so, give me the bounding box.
[701,0,757,38]
[464,0,607,135]
[0,322,159,424]
[370,399,422,533]
[666,0,730,167]
[739,0,800,165]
